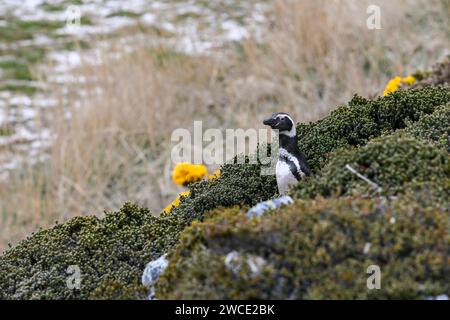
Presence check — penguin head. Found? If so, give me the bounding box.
[263,112,296,137]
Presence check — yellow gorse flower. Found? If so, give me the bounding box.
[208,169,221,180]
[172,163,208,186]
[166,164,219,214]
[383,76,402,96]
[383,75,416,96]
[402,76,416,86]
[164,191,190,214]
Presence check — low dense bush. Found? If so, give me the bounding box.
[402,180,450,208]
[406,103,450,152]
[0,204,161,299]
[156,197,450,299]
[297,86,450,171]
[292,133,450,200]
[0,86,449,299]
[0,153,277,299]
[171,154,277,223]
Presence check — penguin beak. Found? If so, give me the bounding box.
[263,117,277,128]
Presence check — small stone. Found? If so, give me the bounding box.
[224,251,240,274]
[246,196,294,219]
[142,254,169,289]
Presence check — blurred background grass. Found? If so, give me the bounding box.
[0,0,449,251]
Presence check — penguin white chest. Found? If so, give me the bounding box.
[276,160,299,195]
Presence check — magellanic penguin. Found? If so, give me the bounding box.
[263,112,311,194]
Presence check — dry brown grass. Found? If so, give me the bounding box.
[242,0,450,121]
[1,0,449,251]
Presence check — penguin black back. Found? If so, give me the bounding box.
[263,112,311,194]
[279,133,311,177]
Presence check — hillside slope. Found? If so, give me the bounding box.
[0,66,449,299]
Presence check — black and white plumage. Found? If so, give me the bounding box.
[263,112,311,194]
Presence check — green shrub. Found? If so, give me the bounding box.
[173,154,277,222]
[401,180,450,208]
[297,87,450,171]
[0,153,277,299]
[406,103,450,151]
[156,197,450,299]
[89,279,148,300]
[0,203,182,299]
[293,132,449,199]
[1,87,449,299]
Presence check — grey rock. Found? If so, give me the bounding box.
[246,195,293,219]
[141,254,169,300]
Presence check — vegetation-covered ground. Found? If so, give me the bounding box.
[0,61,449,298]
[157,198,449,299]
[2,0,450,254]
